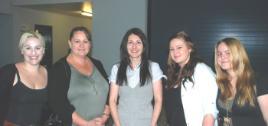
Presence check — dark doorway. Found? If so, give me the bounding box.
[35,24,53,68]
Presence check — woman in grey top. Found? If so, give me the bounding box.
[109,28,164,126]
[48,26,110,126]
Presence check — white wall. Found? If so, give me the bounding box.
[91,0,147,72]
[12,6,92,63]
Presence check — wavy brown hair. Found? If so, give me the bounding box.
[167,31,202,88]
[215,38,256,106]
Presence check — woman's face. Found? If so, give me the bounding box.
[216,42,233,71]
[127,34,143,60]
[69,31,90,57]
[21,37,44,66]
[169,38,191,67]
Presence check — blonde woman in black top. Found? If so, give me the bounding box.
[0,31,48,125]
[215,38,268,126]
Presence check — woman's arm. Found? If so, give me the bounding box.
[151,79,163,126]
[0,64,16,125]
[195,64,218,126]
[258,94,268,125]
[109,83,121,126]
[48,59,78,125]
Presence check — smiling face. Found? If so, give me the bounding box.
[216,42,233,71]
[169,38,192,67]
[69,31,90,57]
[127,34,143,61]
[21,37,45,65]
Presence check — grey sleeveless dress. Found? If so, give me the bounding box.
[117,83,154,126]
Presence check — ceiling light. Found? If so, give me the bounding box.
[81,1,93,17]
[81,10,92,17]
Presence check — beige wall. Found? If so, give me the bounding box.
[1,0,148,70]
[92,0,147,72]
[12,0,85,5]
[12,6,92,63]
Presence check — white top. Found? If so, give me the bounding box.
[181,63,218,126]
[109,61,165,88]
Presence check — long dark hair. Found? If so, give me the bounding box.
[116,28,151,86]
[167,31,202,88]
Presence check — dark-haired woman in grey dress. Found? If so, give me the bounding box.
[109,28,164,126]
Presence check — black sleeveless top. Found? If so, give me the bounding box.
[6,69,48,125]
[164,86,187,126]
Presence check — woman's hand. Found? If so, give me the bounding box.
[100,113,110,124]
[87,114,109,126]
[202,114,215,126]
[72,111,110,126]
[258,94,268,125]
[72,112,103,126]
[86,118,103,126]
[85,119,98,126]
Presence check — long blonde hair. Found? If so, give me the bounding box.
[214,38,256,106]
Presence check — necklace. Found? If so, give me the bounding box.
[223,99,234,126]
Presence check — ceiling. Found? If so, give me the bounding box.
[23,2,92,18]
